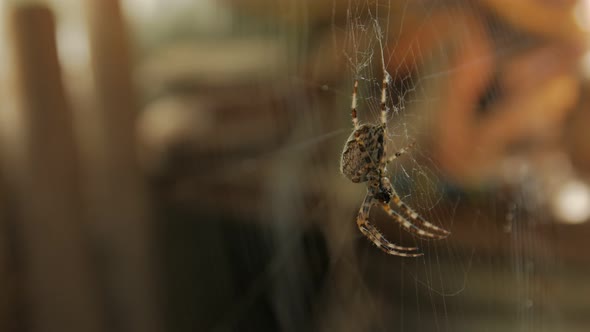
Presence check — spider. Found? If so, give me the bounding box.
[340,73,450,257]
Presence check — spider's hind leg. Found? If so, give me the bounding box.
[379,71,390,126]
[351,79,359,129]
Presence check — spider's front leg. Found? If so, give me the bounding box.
[380,203,448,240]
[389,191,451,237]
[356,193,423,257]
[372,176,449,240]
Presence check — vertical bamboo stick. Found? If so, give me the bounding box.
[82,1,162,331]
[1,5,105,332]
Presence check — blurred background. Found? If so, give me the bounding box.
[1,0,590,331]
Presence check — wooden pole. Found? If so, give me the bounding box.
[0,5,105,332]
[82,1,162,331]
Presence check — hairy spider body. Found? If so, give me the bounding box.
[340,124,385,183]
[341,74,450,257]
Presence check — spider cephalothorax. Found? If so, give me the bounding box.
[340,75,450,257]
[373,177,393,203]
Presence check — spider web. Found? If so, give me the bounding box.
[320,2,475,331]
[311,1,582,332]
[114,0,590,331]
[257,1,579,331]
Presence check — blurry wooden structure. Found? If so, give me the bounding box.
[0,2,160,332]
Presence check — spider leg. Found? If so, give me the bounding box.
[385,141,416,165]
[379,72,390,126]
[380,203,447,240]
[356,193,423,257]
[351,79,359,129]
[376,41,391,167]
[390,190,451,237]
[377,26,390,127]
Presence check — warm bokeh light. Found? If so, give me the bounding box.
[552,179,590,224]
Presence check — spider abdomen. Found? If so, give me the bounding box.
[340,124,385,183]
